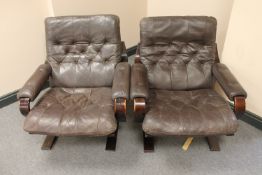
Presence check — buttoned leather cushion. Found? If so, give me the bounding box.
[24,87,117,136]
[45,15,122,87]
[140,16,217,90]
[143,89,238,136]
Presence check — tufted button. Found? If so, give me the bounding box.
[183,59,190,65]
[97,46,102,52]
[53,40,61,45]
[80,48,86,53]
[71,39,76,45]
[55,57,63,64]
[84,38,90,43]
[199,60,207,64]
[191,51,198,55]
[64,47,70,54]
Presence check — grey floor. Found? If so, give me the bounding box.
[0,100,262,175]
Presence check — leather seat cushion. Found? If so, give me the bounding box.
[24,87,117,136]
[143,89,238,136]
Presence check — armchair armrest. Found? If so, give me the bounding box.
[112,62,130,100]
[212,63,247,118]
[17,64,51,115]
[212,63,247,100]
[131,62,149,122]
[130,63,149,100]
[112,62,130,122]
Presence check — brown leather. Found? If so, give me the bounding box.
[17,64,51,101]
[112,62,130,99]
[45,15,122,87]
[140,16,217,46]
[213,63,247,100]
[135,16,246,137]
[139,16,217,90]
[19,15,128,137]
[130,63,149,99]
[142,89,238,136]
[24,87,117,136]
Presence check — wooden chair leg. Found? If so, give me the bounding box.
[105,125,118,151]
[143,132,154,153]
[114,98,127,122]
[115,112,126,122]
[206,136,220,151]
[134,113,145,123]
[134,98,146,123]
[41,136,57,150]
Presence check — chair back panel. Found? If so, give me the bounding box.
[140,16,217,90]
[45,15,122,87]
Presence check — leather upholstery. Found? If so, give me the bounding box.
[135,16,246,137]
[142,89,238,136]
[139,16,217,90]
[45,15,122,87]
[213,63,247,100]
[19,15,129,137]
[17,64,51,101]
[130,63,149,99]
[24,87,117,136]
[112,62,130,99]
[140,16,217,46]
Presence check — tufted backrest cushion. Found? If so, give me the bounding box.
[140,16,217,90]
[45,15,122,88]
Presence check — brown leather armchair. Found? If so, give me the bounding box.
[131,16,247,152]
[17,15,130,151]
